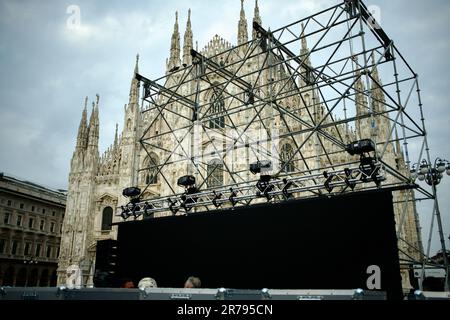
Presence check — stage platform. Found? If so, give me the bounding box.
[106,189,404,299]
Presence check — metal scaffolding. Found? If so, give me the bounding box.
[123,0,447,288]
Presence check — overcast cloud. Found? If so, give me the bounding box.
[0,0,449,254]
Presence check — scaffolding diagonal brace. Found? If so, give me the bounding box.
[136,73,196,109]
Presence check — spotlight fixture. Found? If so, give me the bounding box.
[120,205,130,220]
[122,187,141,198]
[180,194,197,212]
[344,168,356,191]
[282,179,294,200]
[168,198,179,216]
[323,171,335,193]
[212,191,223,208]
[178,175,196,188]
[345,139,376,156]
[229,188,238,207]
[120,187,142,220]
[256,175,275,200]
[143,202,155,219]
[359,155,381,186]
[250,160,272,175]
[177,175,200,212]
[131,204,141,220]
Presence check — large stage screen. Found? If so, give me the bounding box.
[115,189,402,299]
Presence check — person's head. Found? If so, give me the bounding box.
[121,278,135,289]
[184,276,201,289]
[138,277,158,290]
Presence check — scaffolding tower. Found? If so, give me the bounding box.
[124,0,448,290]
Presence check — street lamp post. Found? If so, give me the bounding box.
[411,158,450,291]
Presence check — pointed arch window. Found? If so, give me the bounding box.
[143,154,159,185]
[280,143,295,173]
[206,159,224,188]
[209,89,225,129]
[101,207,113,231]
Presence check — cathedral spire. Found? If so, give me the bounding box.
[76,97,89,150]
[370,53,386,113]
[354,58,366,112]
[394,128,403,158]
[238,0,248,46]
[300,23,312,67]
[168,11,181,71]
[114,123,119,149]
[300,23,310,59]
[371,53,381,90]
[252,0,261,39]
[183,9,193,67]
[87,95,99,150]
[129,54,140,105]
[299,23,313,88]
[134,53,139,75]
[353,57,370,139]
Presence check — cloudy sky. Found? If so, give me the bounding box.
[0,0,449,254]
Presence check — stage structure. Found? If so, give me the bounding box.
[115,0,448,289]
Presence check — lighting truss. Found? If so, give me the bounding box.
[129,0,444,268]
[125,160,392,218]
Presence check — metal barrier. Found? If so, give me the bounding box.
[0,287,390,300]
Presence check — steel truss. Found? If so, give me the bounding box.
[125,0,446,285]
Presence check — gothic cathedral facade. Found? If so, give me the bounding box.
[58,1,422,289]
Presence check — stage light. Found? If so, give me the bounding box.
[143,202,154,219]
[122,187,141,198]
[250,160,272,175]
[121,205,131,220]
[180,193,198,212]
[229,188,238,207]
[345,139,376,156]
[120,187,143,220]
[359,156,377,181]
[344,168,356,191]
[212,191,222,208]
[256,175,275,200]
[282,179,294,200]
[178,175,196,187]
[177,175,200,212]
[168,198,179,215]
[131,204,141,220]
[256,175,272,192]
[323,171,335,193]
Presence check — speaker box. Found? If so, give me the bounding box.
[94,239,119,288]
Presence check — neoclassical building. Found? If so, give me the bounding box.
[58,1,422,289]
[0,173,66,287]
